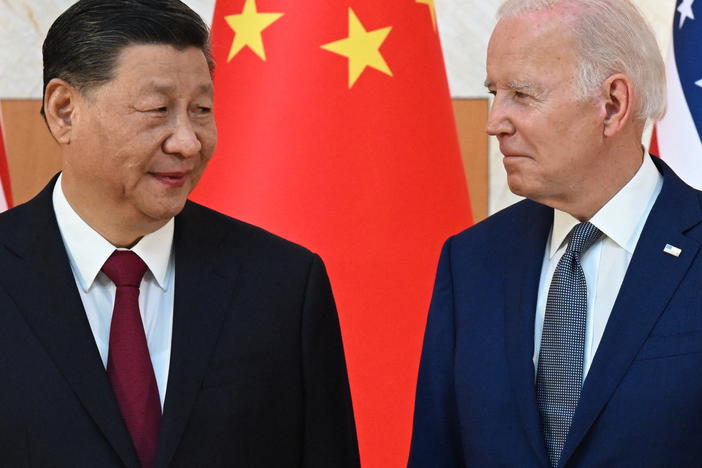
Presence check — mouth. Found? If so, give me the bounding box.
[149,171,190,188]
[501,151,528,158]
[502,153,532,164]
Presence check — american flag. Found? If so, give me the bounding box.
[656,0,702,187]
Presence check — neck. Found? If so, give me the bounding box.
[60,176,167,248]
[554,138,645,221]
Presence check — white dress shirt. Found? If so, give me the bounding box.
[533,155,663,379]
[52,175,175,407]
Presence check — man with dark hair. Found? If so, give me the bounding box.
[0,1,359,467]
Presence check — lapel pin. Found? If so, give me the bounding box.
[663,244,682,257]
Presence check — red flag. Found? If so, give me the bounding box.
[0,110,12,211]
[649,126,660,157]
[191,1,472,466]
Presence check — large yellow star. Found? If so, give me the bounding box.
[225,0,283,62]
[416,0,437,31]
[321,8,393,88]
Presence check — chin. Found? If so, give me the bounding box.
[142,199,189,222]
[506,171,549,201]
[506,176,528,198]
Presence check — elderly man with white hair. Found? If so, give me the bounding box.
[409,0,702,466]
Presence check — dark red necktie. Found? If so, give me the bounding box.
[102,251,161,468]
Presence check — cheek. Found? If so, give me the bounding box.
[200,126,218,160]
[118,130,166,169]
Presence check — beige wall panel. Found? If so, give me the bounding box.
[1,99,61,205]
[452,99,488,223]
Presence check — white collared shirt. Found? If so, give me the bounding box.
[52,175,174,407]
[533,155,663,378]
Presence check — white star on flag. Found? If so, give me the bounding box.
[697,79,702,88]
[678,0,696,29]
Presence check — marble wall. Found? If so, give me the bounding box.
[0,0,214,99]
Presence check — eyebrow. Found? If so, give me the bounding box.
[507,82,537,92]
[483,79,540,94]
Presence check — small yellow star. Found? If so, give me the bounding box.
[416,0,437,31]
[321,8,393,88]
[224,0,283,62]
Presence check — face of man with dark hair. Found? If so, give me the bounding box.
[61,44,216,233]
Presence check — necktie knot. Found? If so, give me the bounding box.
[566,222,602,256]
[102,251,147,288]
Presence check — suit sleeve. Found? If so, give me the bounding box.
[300,254,361,468]
[407,238,465,468]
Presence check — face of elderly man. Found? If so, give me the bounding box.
[51,43,217,238]
[485,8,609,211]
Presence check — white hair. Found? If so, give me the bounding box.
[497,0,666,122]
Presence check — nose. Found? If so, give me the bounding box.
[163,114,202,158]
[485,95,515,137]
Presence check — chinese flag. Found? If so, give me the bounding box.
[191,0,472,466]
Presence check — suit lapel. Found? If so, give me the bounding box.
[0,177,140,468]
[502,201,553,467]
[155,203,240,468]
[559,159,702,466]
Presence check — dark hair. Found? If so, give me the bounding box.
[41,0,214,116]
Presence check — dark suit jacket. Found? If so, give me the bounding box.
[0,176,360,467]
[408,156,702,467]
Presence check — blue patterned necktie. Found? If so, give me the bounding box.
[536,221,603,467]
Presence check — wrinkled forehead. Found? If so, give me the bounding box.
[486,11,579,84]
[113,44,213,82]
[488,8,577,57]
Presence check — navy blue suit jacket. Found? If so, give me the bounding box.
[409,156,702,467]
[0,176,359,467]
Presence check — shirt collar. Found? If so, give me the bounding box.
[52,174,174,292]
[549,155,662,258]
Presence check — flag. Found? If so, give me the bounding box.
[190,0,472,466]
[656,0,702,185]
[0,108,12,211]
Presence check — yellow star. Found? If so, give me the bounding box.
[321,8,393,88]
[224,0,283,62]
[416,0,437,31]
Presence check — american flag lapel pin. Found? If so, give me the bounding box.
[663,244,682,257]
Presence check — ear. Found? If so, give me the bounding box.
[601,73,635,137]
[43,78,79,145]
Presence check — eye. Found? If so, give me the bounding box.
[514,91,528,99]
[190,103,213,115]
[487,90,496,96]
[151,106,168,113]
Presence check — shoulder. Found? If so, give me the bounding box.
[0,200,35,230]
[449,198,550,249]
[0,177,56,239]
[177,200,318,264]
[432,198,552,281]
